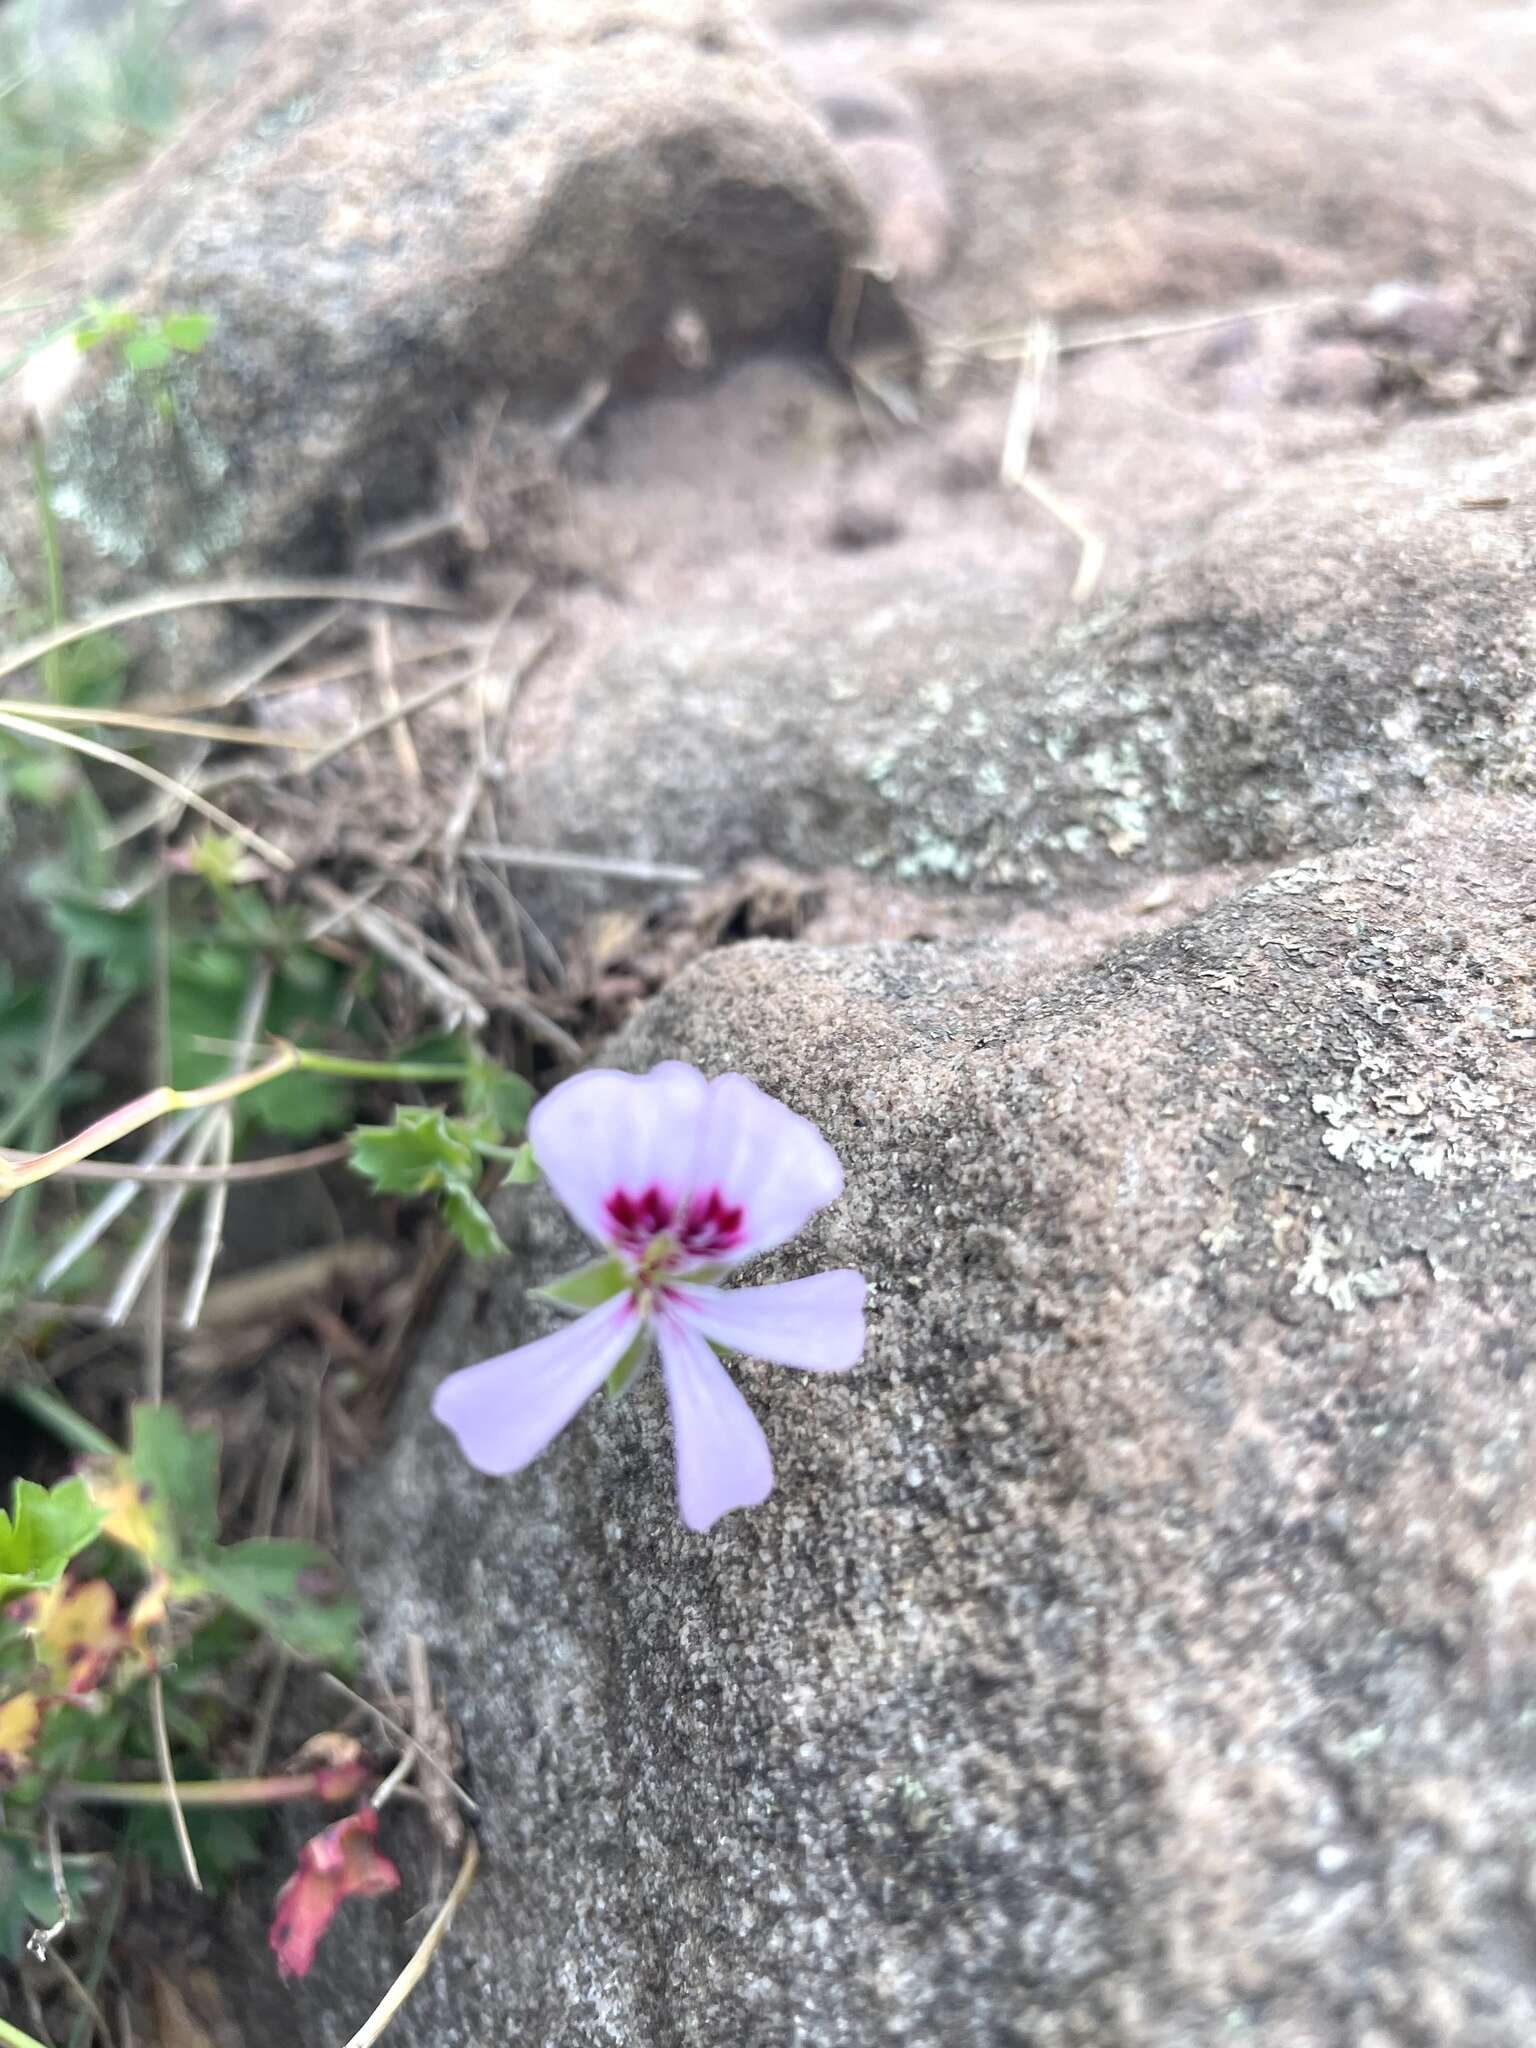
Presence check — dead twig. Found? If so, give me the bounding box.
[465,844,705,886]
[302,879,489,1032]
[1017,471,1106,606]
[149,1674,201,1893]
[318,1671,479,1818]
[0,709,294,870]
[337,1834,480,2048]
[369,617,421,783]
[0,1138,350,1187]
[0,577,463,691]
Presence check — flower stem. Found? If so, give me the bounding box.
[0,1047,476,1201]
[56,1767,369,1809]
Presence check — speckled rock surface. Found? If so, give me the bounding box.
[0,0,863,588]
[269,797,1536,2046]
[770,0,1536,336]
[506,395,1536,934]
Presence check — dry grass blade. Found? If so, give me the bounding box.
[1018,472,1106,605]
[303,879,489,1032]
[0,1138,350,1186]
[293,659,483,778]
[149,1674,202,1893]
[319,1672,479,1817]
[998,318,1058,489]
[337,1835,481,2048]
[0,578,464,689]
[37,1111,199,1290]
[465,843,705,886]
[0,710,295,870]
[0,701,319,748]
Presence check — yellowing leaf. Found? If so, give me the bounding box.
[0,1692,42,1783]
[126,1573,172,1660]
[85,1458,169,1566]
[34,1579,126,1698]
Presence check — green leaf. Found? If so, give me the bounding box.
[460,1057,533,1140]
[533,1255,628,1314]
[507,1141,539,1185]
[0,1830,102,1962]
[42,900,151,988]
[126,1402,219,1562]
[604,1333,650,1405]
[0,1479,102,1601]
[54,628,128,709]
[349,1106,477,1197]
[438,1185,505,1258]
[198,1540,359,1669]
[121,333,172,372]
[159,312,212,354]
[125,1804,264,1892]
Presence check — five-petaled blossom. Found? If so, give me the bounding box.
[431,1063,866,1531]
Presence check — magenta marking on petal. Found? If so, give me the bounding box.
[603,1182,679,1254]
[676,1187,747,1259]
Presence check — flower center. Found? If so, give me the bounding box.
[603,1182,746,1268]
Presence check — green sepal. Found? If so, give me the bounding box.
[533,1255,629,1315]
[506,1141,539,1186]
[604,1334,650,1405]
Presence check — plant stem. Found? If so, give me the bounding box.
[292,1052,471,1084]
[4,1384,117,1456]
[0,984,132,1148]
[63,1856,125,2048]
[0,1045,476,1201]
[0,949,83,1281]
[56,1767,371,1809]
[0,2015,54,2048]
[27,430,65,701]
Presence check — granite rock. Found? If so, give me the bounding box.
[271,796,1536,2047]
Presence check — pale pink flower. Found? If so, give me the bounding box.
[431,1064,865,1531]
[268,1807,400,1981]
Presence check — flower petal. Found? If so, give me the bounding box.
[669,1271,866,1372]
[655,1310,773,1532]
[269,1808,400,1982]
[687,1073,844,1264]
[431,1297,641,1475]
[529,1063,710,1245]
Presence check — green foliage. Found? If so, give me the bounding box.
[36,891,358,1137]
[349,1105,477,1197]
[604,1334,649,1406]
[124,1403,218,1561]
[0,1477,102,1601]
[125,1802,264,1891]
[349,1085,535,1257]
[0,1828,102,1962]
[0,1,186,237]
[73,301,214,419]
[460,1054,534,1137]
[199,1541,360,1669]
[109,1403,360,1670]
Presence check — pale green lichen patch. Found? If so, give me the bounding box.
[47,365,245,574]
